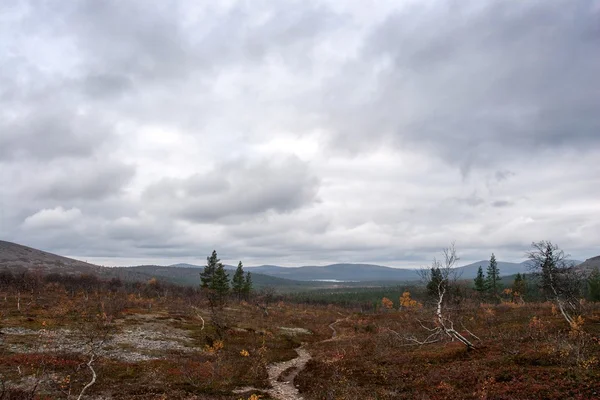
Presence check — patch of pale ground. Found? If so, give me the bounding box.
[279,327,312,336]
[2,315,343,400]
[234,346,311,400]
[0,314,198,362]
[234,319,346,399]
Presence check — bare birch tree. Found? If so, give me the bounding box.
[526,241,582,326]
[410,243,478,350]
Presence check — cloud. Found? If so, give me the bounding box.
[494,170,515,183]
[491,200,513,208]
[317,0,600,171]
[1,0,599,267]
[0,107,115,162]
[143,156,320,222]
[23,207,82,230]
[34,160,136,201]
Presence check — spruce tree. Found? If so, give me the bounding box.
[200,250,219,288]
[426,267,444,298]
[526,241,581,325]
[232,261,245,301]
[474,266,486,292]
[588,266,600,302]
[539,243,556,292]
[486,253,501,297]
[242,272,253,300]
[212,262,230,301]
[512,273,527,298]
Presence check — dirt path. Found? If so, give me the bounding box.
[322,315,350,343]
[234,317,348,400]
[328,317,343,338]
[268,345,311,399]
[233,345,310,400]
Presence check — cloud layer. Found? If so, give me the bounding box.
[1,0,599,267]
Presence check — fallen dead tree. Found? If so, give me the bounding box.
[394,244,480,350]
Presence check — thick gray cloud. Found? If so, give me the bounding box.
[143,156,320,222]
[318,1,600,170]
[34,160,136,201]
[0,101,114,162]
[1,0,599,267]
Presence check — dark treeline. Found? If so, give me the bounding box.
[283,285,425,310]
[0,268,200,300]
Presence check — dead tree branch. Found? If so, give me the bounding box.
[412,243,477,350]
[76,354,97,400]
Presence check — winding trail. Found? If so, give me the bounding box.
[233,345,311,400]
[234,316,349,400]
[327,315,348,339]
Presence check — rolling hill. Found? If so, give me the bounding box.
[0,241,329,289]
[0,240,99,274]
[454,260,532,278]
[247,261,541,282]
[576,255,600,272]
[247,263,420,281]
[121,264,321,290]
[173,261,535,282]
[2,240,588,290]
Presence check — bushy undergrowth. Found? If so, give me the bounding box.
[296,301,600,400]
[1,271,599,399]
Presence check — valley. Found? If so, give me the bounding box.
[1,241,599,399]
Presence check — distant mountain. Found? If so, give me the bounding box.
[455,260,531,278]
[123,264,312,289]
[169,263,203,269]
[0,240,99,274]
[4,239,586,289]
[0,241,313,290]
[576,255,600,272]
[247,261,540,282]
[248,263,421,281]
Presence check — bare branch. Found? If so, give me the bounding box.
[415,243,477,350]
[460,320,481,341]
[76,353,97,400]
[191,306,205,331]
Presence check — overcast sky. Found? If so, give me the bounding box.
[1,0,599,268]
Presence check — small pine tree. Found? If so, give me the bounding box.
[588,266,600,302]
[232,261,245,301]
[212,262,230,301]
[486,253,501,297]
[242,272,253,300]
[426,267,445,298]
[512,273,527,299]
[474,266,486,292]
[200,250,219,288]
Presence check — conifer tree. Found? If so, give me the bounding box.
[512,273,527,298]
[212,262,230,301]
[200,250,219,289]
[426,267,444,298]
[588,266,600,302]
[486,253,501,297]
[474,266,486,292]
[242,272,253,300]
[526,240,581,325]
[232,261,245,301]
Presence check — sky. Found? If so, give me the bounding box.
[1,0,599,268]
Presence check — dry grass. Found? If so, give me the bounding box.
[296,302,600,400]
[1,285,600,399]
[0,287,340,399]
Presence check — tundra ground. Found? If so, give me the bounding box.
[1,287,599,399]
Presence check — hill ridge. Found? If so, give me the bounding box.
[0,240,99,274]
